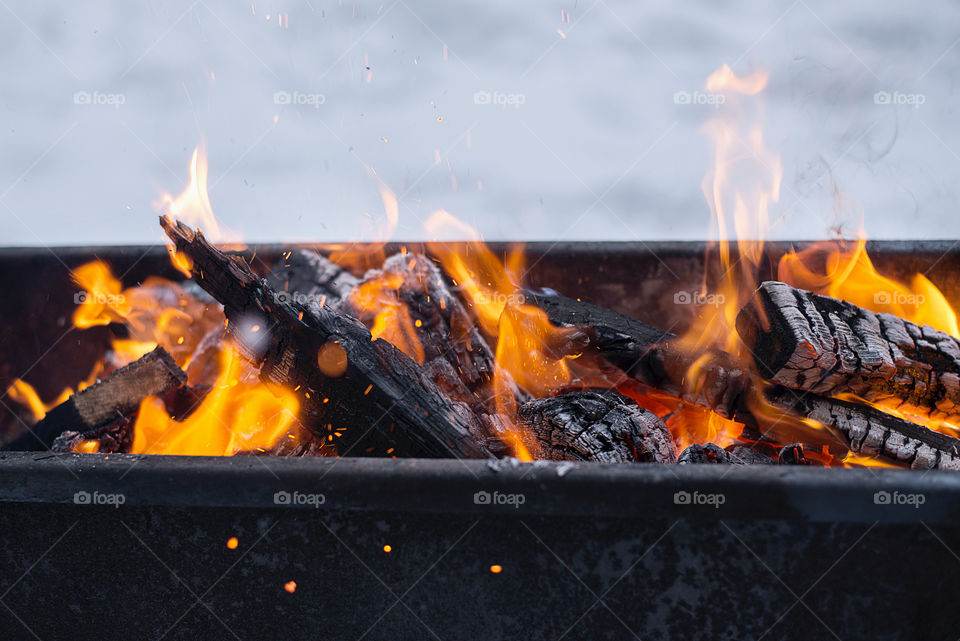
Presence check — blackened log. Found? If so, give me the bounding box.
[738,281,960,424]
[526,290,750,418]
[161,217,494,460]
[678,443,748,465]
[764,386,960,470]
[518,391,677,463]
[727,445,776,465]
[776,443,810,465]
[3,347,186,451]
[267,249,359,310]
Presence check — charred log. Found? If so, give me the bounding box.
[526,290,750,418]
[764,386,960,470]
[678,443,748,465]
[738,281,960,424]
[776,443,811,466]
[267,249,359,310]
[343,253,506,414]
[518,391,677,463]
[4,346,186,451]
[51,415,135,454]
[161,217,495,460]
[727,445,777,465]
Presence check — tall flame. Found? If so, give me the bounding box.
[425,210,582,461]
[154,145,238,276]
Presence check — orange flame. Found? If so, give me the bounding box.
[348,269,426,365]
[154,145,235,276]
[779,238,959,338]
[425,210,577,461]
[131,346,300,455]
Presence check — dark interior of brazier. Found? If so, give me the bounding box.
[5,234,960,471]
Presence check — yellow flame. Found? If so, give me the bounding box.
[779,238,960,338]
[155,145,237,277]
[426,210,579,462]
[131,346,300,455]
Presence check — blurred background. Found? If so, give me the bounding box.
[0,0,958,246]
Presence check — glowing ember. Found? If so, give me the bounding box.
[284,581,297,593]
[226,537,239,549]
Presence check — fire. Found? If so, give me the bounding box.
[693,64,780,359]
[779,237,960,338]
[154,145,236,277]
[6,379,74,423]
[348,270,425,365]
[8,145,303,456]
[131,346,299,455]
[425,210,581,460]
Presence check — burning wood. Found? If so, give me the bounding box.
[738,281,960,424]
[5,346,186,451]
[518,391,677,463]
[525,290,750,419]
[161,217,496,460]
[764,387,960,470]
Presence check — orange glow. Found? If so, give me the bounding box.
[154,145,237,277]
[348,272,425,364]
[425,210,582,461]
[226,537,239,549]
[130,346,300,456]
[76,440,100,454]
[284,581,297,593]
[489,565,503,574]
[72,261,130,328]
[779,238,960,438]
[779,237,959,338]
[5,379,72,423]
[383,544,392,553]
[316,342,350,377]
